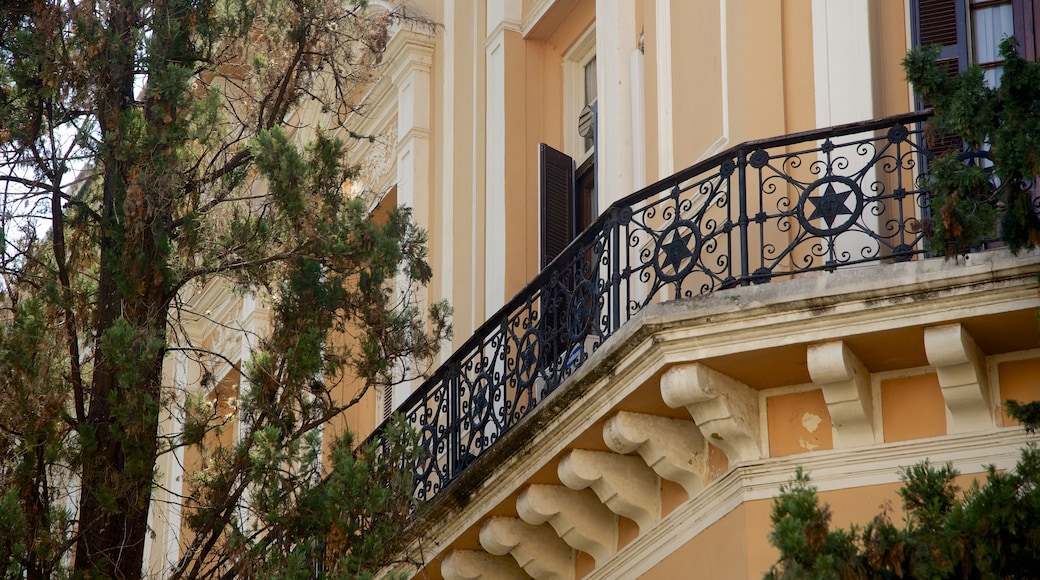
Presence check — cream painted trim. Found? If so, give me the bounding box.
[630,47,646,189]
[438,0,456,364]
[484,20,522,49]
[904,0,916,109]
[811,0,877,126]
[655,0,674,177]
[989,348,1040,421]
[695,0,730,162]
[595,0,638,207]
[563,25,597,161]
[990,347,1040,366]
[520,0,556,37]
[484,27,509,317]
[589,429,1036,580]
[485,0,522,49]
[659,0,730,169]
[470,1,487,336]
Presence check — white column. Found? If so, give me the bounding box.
[811,0,878,127]
[392,36,435,233]
[811,0,879,260]
[655,0,675,178]
[596,0,637,207]
[438,0,456,363]
[630,46,647,190]
[387,30,435,396]
[484,0,521,317]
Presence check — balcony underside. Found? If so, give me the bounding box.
[391,248,1040,579]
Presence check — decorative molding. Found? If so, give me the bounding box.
[520,0,555,36]
[925,324,993,432]
[558,449,660,531]
[604,411,708,495]
[808,341,876,447]
[441,550,528,580]
[587,429,1035,580]
[359,123,398,193]
[661,363,763,463]
[479,517,574,580]
[517,484,616,565]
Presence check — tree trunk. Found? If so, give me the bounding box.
[71,1,167,577]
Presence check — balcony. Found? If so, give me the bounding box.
[366,110,1032,509]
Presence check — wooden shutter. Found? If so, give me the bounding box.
[915,0,967,73]
[1013,0,1040,60]
[914,0,968,155]
[381,384,393,420]
[540,144,576,268]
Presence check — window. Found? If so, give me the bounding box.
[914,0,1039,82]
[540,27,598,269]
[912,0,1037,154]
[972,0,1015,86]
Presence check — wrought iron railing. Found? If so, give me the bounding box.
[374,110,939,502]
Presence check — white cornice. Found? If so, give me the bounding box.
[484,20,522,51]
[520,0,555,38]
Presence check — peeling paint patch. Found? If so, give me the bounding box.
[799,436,819,452]
[802,412,822,433]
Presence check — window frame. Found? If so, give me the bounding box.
[563,25,597,166]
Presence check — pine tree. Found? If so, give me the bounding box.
[0,1,448,578]
[765,445,1040,579]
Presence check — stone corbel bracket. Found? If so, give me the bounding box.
[516,484,617,566]
[479,517,573,580]
[924,323,992,433]
[441,549,529,580]
[660,362,763,463]
[807,341,876,447]
[603,411,708,495]
[557,449,660,531]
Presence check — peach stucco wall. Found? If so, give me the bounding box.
[766,389,834,457]
[641,473,993,579]
[998,357,1040,427]
[881,373,947,442]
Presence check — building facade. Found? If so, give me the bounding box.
[147,0,1040,578]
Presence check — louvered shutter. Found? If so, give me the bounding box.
[914,0,968,155]
[540,144,576,268]
[916,0,967,72]
[381,384,393,421]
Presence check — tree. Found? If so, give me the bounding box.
[764,448,1040,579]
[0,1,449,578]
[903,37,1040,256]
[764,405,1040,579]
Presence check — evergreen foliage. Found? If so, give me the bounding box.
[766,446,1040,579]
[0,1,449,578]
[767,35,1040,578]
[903,37,1040,255]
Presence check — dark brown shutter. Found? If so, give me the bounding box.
[540,143,576,268]
[914,0,967,155]
[919,0,958,46]
[1013,0,1040,60]
[915,0,968,72]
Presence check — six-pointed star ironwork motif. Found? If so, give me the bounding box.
[807,182,854,227]
[660,229,695,272]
